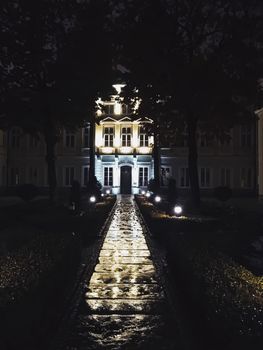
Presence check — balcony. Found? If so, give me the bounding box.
[97,146,153,155]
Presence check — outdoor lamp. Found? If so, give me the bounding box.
[106,189,110,195]
[89,196,96,203]
[141,190,146,195]
[174,205,183,216]
[154,195,161,203]
[146,192,151,198]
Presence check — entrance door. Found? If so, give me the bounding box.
[120,166,132,194]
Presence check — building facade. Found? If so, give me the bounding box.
[0,84,258,197]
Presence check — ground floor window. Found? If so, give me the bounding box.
[10,167,20,185]
[82,166,89,186]
[28,167,38,185]
[104,167,113,186]
[220,167,231,187]
[240,168,252,188]
[161,167,171,186]
[139,167,148,187]
[200,167,211,188]
[65,167,75,186]
[179,167,189,187]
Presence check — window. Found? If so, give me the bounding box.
[200,167,211,188]
[122,104,130,115]
[139,127,149,147]
[161,167,171,186]
[83,166,89,186]
[104,167,113,186]
[104,127,114,147]
[139,167,148,187]
[121,127,131,147]
[29,135,39,148]
[240,168,252,188]
[220,168,231,187]
[10,168,19,185]
[83,125,89,148]
[11,128,20,148]
[29,167,38,185]
[200,134,209,147]
[65,167,75,186]
[241,125,252,148]
[179,168,189,187]
[105,104,114,115]
[65,131,75,148]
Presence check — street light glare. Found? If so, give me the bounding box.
[174,205,183,215]
[90,196,96,203]
[154,195,161,203]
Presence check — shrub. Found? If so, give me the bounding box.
[148,178,159,193]
[214,186,232,202]
[167,178,178,205]
[16,184,39,202]
[86,176,102,201]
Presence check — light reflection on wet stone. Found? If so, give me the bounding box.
[61,196,181,349]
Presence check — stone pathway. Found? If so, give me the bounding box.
[61,196,183,349]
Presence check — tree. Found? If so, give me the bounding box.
[113,0,263,208]
[0,0,114,201]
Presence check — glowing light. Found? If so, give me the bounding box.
[174,206,183,216]
[154,196,161,203]
[106,189,111,195]
[90,196,96,203]
[141,190,146,195]
[146,192,151,198]
[138,146,151,154]
[101,193,104,197]
[114,102,122,115]
[120,146,133,154]
[100,147,114,154]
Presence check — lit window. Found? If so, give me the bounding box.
[200,167,211,188]
[240,125,252,148]
[161,167,171,186]
[139,167,148,187]
[240,168,252,188]
[139,126,149,147]
[65,131,75,148]
[104,127,114,147]
[104,167,113,186]
[121,127,131,147]
[179,168,189,187]
[220,168,231,187]
[65,167,75,186]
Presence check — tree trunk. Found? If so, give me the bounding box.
[187,116,200,208]
[89,115,95,182]
[153,117,161,190]
[44,122,57,204]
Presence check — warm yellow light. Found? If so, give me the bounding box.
[101,147,114,154]
[114,137,121,148]
[114,102,122,115]
[120,147,133,154]
[139,147,151,154]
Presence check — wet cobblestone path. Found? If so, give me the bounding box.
[59,196,184,349]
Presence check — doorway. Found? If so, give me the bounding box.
[120,166,132,194]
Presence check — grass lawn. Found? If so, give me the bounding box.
[135,195,263,349]
[0,195,116,350]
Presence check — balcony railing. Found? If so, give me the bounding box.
[97,146,153,155]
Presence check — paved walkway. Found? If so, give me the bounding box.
[61,196,182,350]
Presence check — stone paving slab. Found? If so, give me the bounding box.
[85,283,164,299]
[66,314,180,350]
[89,271,158,284]
[59,196,182,349]
[82,299,168,314]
